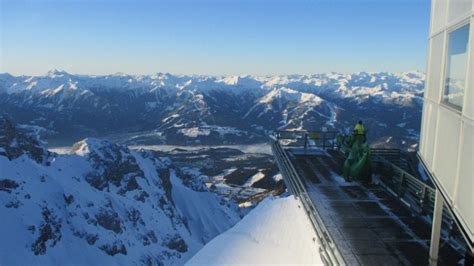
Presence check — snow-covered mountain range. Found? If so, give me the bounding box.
[0,116,243,265]
[0,70,425,149]
[0,69,426,264]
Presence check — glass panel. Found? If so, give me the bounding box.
[444,23,470,109]
[427,33,444,101]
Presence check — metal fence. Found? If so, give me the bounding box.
[371,154,459,236]
[270,134,345,266]
[275,130,339,150]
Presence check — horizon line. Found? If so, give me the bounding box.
[0,69,426,78]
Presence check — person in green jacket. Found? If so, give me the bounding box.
[354,120,366,143]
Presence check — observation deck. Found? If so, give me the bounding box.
[270,130,464,265]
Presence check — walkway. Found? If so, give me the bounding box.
[287,148,462,265]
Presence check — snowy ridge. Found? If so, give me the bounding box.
[0,70,424,149]
[1,70,424,101]
[0,116,240,265]
[187,196,323,265]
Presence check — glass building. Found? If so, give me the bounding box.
[419,0,473,263]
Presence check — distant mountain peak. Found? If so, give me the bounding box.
[46,69,70,77]
[219,75,261,89]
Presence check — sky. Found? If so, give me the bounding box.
[0,0,431,76]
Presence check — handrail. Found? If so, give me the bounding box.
[275,130,339,150]
[270,134,345,266]
[372,154,457,232]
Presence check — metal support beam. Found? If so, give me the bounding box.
[429,189,444,266]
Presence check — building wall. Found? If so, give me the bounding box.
[420,0,473,245]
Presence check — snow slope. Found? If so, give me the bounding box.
[0,116,240,265]
[186,196,323,265]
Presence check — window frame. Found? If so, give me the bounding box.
[442,20,471,112]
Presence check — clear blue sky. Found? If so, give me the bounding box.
[0,0,431,76]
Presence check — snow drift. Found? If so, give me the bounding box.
[187,196,323,265]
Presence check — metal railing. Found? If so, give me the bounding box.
[335,137,459,240]
[372,154,458,235]
[270,134,345,266]
[275,130,339,150]
[371,148,402,166]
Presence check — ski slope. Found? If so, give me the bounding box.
[186,196,323,265]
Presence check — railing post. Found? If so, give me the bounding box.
[322,133,326,150]
[304,133,308,154]
[448,218,456,239]
[429,189,444,266]
[420,186,427,214]
[398,172,405,198]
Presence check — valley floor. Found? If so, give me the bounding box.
[48,143,272,156]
